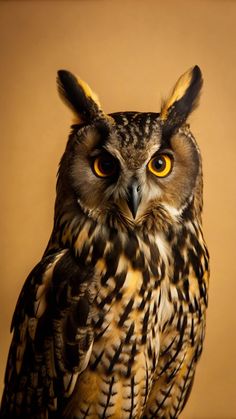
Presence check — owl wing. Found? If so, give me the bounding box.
[1,249,97,418]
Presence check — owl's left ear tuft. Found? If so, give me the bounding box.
[57,70,102,124]
[160,65,203,132]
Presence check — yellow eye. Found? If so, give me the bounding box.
[93,155,117,178]
[148,154,172,177]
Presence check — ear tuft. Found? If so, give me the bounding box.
[160,66,203,132]
[57,70,101,123]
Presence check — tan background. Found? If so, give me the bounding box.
[0,1,236,418]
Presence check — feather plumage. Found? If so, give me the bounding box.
[1,67,209,418]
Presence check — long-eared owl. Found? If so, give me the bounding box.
[1,66,209,418]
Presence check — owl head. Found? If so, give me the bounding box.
[55,67,203,232]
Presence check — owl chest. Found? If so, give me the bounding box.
[71,228,207,418]
[71,243,179,418]
[88,235,174,375]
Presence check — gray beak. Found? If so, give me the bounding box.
[127,179,141,219]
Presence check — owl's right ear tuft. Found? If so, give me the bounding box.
[57,70,102,123]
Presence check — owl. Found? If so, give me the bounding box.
[0,66,209,419]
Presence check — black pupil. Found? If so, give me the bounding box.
[153,156,166,171]
[99,157,114,174]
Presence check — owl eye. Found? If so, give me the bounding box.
[93,154,118,178]
[148,154,172,177]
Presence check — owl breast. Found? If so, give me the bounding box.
[64,217,208,419]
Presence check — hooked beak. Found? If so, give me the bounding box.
[126,179,141,219]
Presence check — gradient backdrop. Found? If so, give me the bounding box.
[0,1,236,418]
